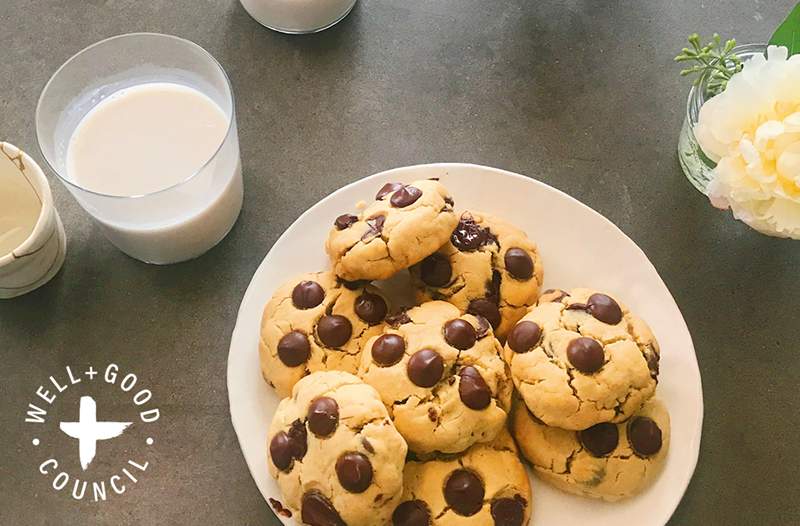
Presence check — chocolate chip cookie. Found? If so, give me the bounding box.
[513,397,670,501]
[391,430,532,526]
[326,179,458,281]
[268,371,408,525]
[410,211,543,341]
[260,271,389,397]
[503,288,660,430]
[358,300,513,456]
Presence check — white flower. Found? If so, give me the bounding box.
[696,45,800,238]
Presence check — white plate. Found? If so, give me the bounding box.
[227,163,703,526]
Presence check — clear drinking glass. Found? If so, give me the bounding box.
[677,43,767,194]
[36,33,243,265]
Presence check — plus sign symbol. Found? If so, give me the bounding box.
[59,396,132,471]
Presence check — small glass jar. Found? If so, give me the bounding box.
[677,43,767,194]
[239,0,357,34]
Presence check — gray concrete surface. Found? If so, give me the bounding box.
[1,1,799,524]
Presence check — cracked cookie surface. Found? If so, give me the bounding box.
[391,430,532,526]
[513,397,670,501]
[268,371,408,525]
[326,179,458,281]
[357,301,513,456]
[260,271,389,397]
[503,288,660,430]
[410,211,543,341]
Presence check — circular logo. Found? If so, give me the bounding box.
[24,363,160,502]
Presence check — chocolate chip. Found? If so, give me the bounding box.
[474,315,491,338]
[317,315,352,347]
[362,214,386,241]
[407,349,444,388]
[372,334,405,367]
[579,422,619,457]
[444,469,485,516]
[542,289,568,302]
[361,437,375,454]
[507,321,542,353]
[292,281,325,309]
[386,310,412,328]
[444,196,454,206]
[355,293,387,324]
[269,498,292,518]
[458,366,491,410]
[451,215,493,251]
[307,397,339,437]
[269,431,293,471]
[419,253,452,287]
[566,302,588,311]
[645,345,660,379]
[444,319,477,350]
[301,491,345,526]
[392,500,431,526]
[376,182,403,200]
[504,248,534,280]
[390,185,423,208]
[467,299,501,329]
[287,419,308,460]
[566,337,605,373]
[336,452,373,493]
[334,214,358,230]
[490,496,526,526]
[427,407,438,422]
[277,331,310,367]
[628,417,662,456]
[586,293,623,325]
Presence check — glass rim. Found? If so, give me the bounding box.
[686,42,768,124]
[35,32,236,201]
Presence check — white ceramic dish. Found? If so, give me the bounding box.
[227,163,703,525]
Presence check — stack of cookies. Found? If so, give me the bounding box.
[259,178,670,525]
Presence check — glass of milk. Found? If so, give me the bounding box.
[36,33,243,265]
[239,0,357,33]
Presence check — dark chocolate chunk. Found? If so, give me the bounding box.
[336,452,373,493]
[392,500,431,526]
[504,248,534,280]
[292,281,325,309]
[419,253,452,287]
[307,397,339,437]
[467,299,501,330]
[579,422,619,457]
[362,214,386,241]
[444,469,485,516]
[287,419,308,461]
[301,491,345,526]
[586,293,623,325]
[407,349,444,388]
[507,321,542,353]
[628,417,663,457]
[390,185,423,208]
[566,337,605,373]
[355,292,388,324]
[334,214,358,230]
[376,182,404,200]
[361,437,375,454]
[277,331,310,367]
[490,495,526,526]
[269,431,293,471]
[444,319,477,350]
[372,334,406,367]
[386,310,412,328]
[451,214,493,251]
[474,315,491,338]
[458,366,492,410]
[317,315,353,347]
[444,196,454,206]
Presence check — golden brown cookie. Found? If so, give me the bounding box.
[391,430,532,525]
[259,271,388,397]
[325,179,458,281]
[503,288,660,430]
[268,371,408,525]
[513,397,670,501]
[358,301,513,456]
[410,211,543,341]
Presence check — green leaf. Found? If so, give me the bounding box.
[770,2,800,55]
